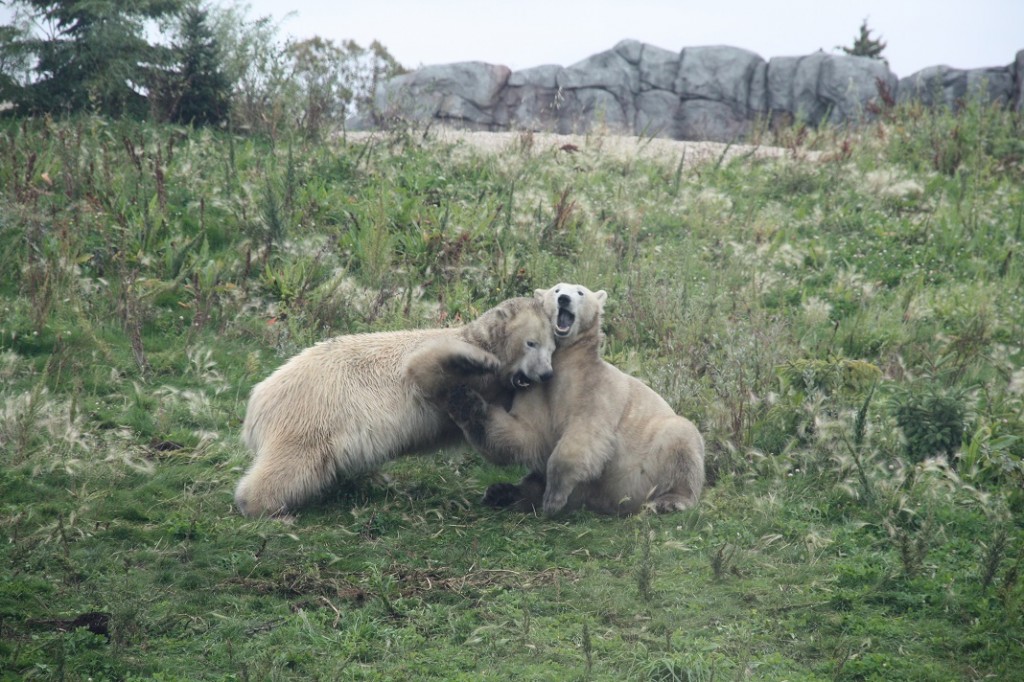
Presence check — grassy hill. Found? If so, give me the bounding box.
[1,103,1022,680]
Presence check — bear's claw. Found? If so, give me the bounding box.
[542,487,570,517]
[445,351,501,375]
[481,483,524,508]
[446,384,488,438]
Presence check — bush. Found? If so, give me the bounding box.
[892,385,967,463]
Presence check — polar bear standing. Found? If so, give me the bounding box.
[235,297,556,517]
[446,283,705,516]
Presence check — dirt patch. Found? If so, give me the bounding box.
[348,127,819,168]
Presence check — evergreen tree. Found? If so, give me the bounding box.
[1,0,182,117]
[0,11,35,108]
[168,4,230,126]
[839,19,887,61]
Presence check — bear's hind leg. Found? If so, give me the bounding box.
[642,420,705,514]
[643,491,698,514]
[234,445,337,518]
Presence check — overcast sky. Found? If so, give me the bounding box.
[0,1,1019,78]
[241,0,1022,78]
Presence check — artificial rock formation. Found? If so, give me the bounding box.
[364,40,1024,142]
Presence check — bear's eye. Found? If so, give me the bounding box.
[526,340,538,349]
[577,289,583,296]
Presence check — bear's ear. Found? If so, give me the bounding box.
[594,290,608,306]
[534,288,546,300]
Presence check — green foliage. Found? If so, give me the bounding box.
[1,1,403,136]
[285,37,404,137]
[892,384,967,463]
[155,3,231,127]
[838,19,887,60]
[2,0,184,117]
[206,3,405,138]
[0,18,34,102]
[1,100,1023,678]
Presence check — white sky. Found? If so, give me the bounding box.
[241,0,1023,77]
[0,1,1019,78]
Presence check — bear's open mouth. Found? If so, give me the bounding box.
[511,371,533,389]
[555,308,575,336]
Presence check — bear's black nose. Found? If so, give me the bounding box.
[557,294,570,307]
[539,370,554,383]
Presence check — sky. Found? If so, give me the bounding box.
[0,1,1019,78]
[237,0,1024,78]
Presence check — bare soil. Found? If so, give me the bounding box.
[349,127,818,168]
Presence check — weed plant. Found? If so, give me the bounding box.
[1,102,1023,679]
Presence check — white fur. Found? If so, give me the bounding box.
[236,297,555,517]
[448,284,705,516]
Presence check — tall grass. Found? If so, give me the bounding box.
[1,101,1022,679]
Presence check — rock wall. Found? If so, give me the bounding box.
[362,40,1024,142]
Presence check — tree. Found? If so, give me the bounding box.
[1,0,183,117]
[285,37,406,137]
[838,19,887,61]
[0,14,34,107]
[156,3,231,126]
[204,2,405,137]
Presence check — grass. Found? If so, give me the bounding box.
[1,101,1023,680]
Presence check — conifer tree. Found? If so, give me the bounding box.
[0,0,183,117]
[169,5,230,126]
[839,19,887,61]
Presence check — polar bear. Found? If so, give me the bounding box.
[235,297,556,517]
[446,283,705,516]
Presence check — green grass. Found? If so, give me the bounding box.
[1,104,1023,680]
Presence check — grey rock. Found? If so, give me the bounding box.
[818,54,896,122]
[898,65,963,108]
[966,67,1014,106]
[612,38,646,65]
[637,43,681,92]
[508,64,561,88]
[555,44,640,133]
[748,59,769,114]
[498,66,563,129]
[635,90,681,138]
[671,45,768,140]
[677,99,750,142]
[1016,50,1024,110]
[769,52,894,126]
[370,41,1022,141]
[556,87,631,134]
[898,64,1013,108]
[675,46,766,109]
[765,55,801,125]
[559,44,640,95]
[375,61,510,126]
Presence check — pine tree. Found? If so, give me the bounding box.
[1,0,183,117]
[170,5,231,126]
[839,19,887,61]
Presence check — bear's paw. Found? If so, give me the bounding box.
[481,483,525,508]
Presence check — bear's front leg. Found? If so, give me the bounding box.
[449,387,553,469]
[446,384,489,446]
[405,339,501,401]
[542,429,615,517]
[541,465,573,517]
[442,347,501,376]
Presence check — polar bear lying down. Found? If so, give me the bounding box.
[235,296,556,517]
[441,283,706,516]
